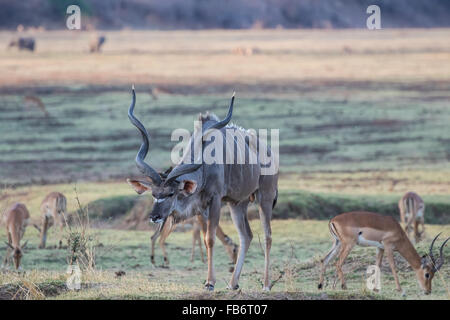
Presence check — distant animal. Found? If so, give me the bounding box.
[36,192,67,249]
[24,95,49,117]
[231,46,261,56]
[89,36,106,53]
[8,37,35,52]
[318,211,449,295]
[126,87,279,291]
[2,203,30,270]
[399,192,425,243]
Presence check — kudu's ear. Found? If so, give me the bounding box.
[127,179,153,195]
[179,180,197,196]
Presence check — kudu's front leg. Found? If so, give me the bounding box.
[203,196,221,291]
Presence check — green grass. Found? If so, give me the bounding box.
[0,220,448,300]
[0,87,449,185]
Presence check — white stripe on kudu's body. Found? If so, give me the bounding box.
[318,211,448,295]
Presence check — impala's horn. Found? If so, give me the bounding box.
[128,86,162,185]
[429,232,441,264]
[435,236,449,271]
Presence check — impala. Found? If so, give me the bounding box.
[38,192,67,249]
[126,87,278,291]
[318,211,448,295]
[89,35,106,53]
[150,214,238,266]
[2,203,30,270]
[399,191,425,243]
[150,215,204,265]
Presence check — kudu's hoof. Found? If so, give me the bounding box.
[204,283,215,291]
[318,283,323,290]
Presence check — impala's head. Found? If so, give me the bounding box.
[125,86,234,224]
[6,240,28,270]
[417,233,449,294]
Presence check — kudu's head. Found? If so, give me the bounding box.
[6,240,28,270]
[417,233,449,294]
[126,86,234,224]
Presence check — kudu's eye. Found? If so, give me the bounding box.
[425,273,430,279]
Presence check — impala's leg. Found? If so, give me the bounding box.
[335,243,353,290]
[318,238,341,290]
[190,229,196,262]
[56,217,63,249]
[228,200,252,290]
[150,226,161,265]
[385,247,402,292]
[414,220,421,244]
[197,229,205,263]
[39,215,50,249]
[376,248,384,268]
[159,222,172,266]
[2,233,12,268]
[198,215,238,265]
[204,196,221,291]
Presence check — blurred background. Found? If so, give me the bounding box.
[0,0,448,299]
[0,0,449,222]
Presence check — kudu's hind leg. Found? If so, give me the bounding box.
[228,200,252,290]
[258,200,273,291]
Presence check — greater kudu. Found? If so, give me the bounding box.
[126,87,278,291]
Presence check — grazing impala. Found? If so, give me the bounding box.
[399,192,425,243]
[126,87,278,291]
[318,211,448,295]
[150,214,238,266]
[150,215,204,265]
[2,203,30,270]
[38,192,67,249]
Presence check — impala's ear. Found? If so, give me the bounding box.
[179,180,197,196]
[127,179,153,195]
